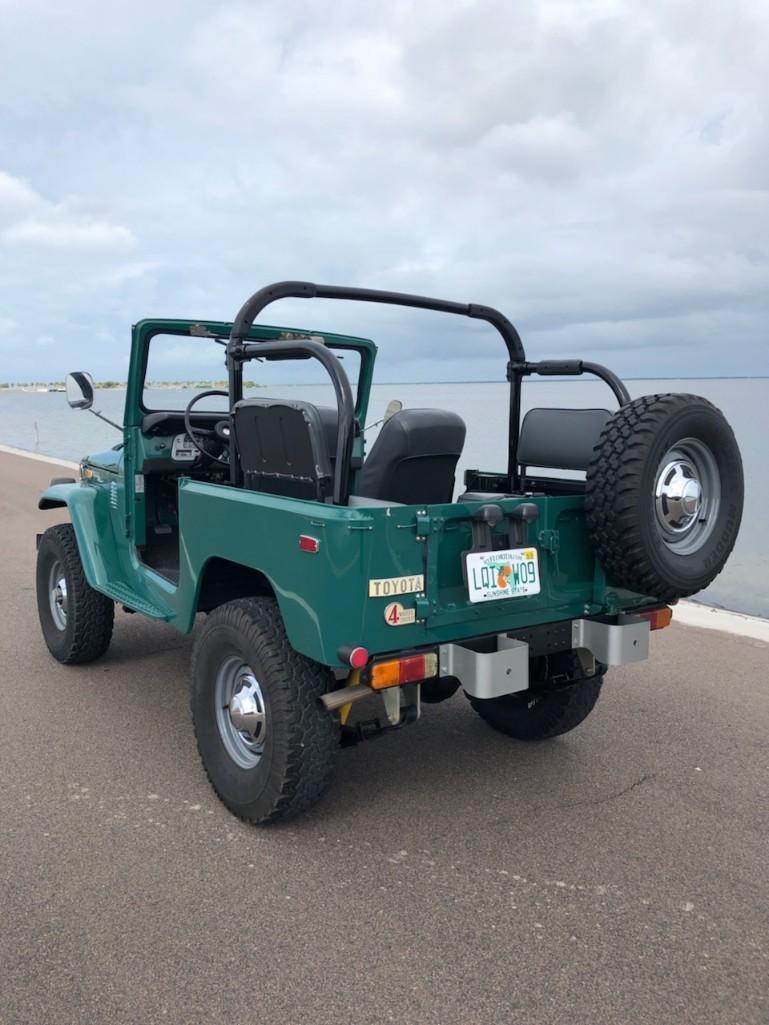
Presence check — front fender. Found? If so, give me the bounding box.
[39,482,80,510]
[38,482,109,594]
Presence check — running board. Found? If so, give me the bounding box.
[100,582,175,621]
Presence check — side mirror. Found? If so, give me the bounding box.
[384,399,403,422]
[66,371,94,410]
[363,399,404,435]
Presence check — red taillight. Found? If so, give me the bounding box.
[299,535,320,553]
[398,655,432,683]
[369,653,438,690]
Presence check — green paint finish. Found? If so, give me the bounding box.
[40,314,654,668]
[175,484,618,662]
[42,476,652,666]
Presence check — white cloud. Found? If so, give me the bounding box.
[0,0,766,382]
[0,171,39,215]
[2,218,135,251]
[0,171,136,251]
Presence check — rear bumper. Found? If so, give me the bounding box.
[439,615,650,699]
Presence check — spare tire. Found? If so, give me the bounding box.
[585,393,743,601]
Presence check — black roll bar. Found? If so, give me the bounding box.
[226,280,629,497]
[228,281,526,362]
[227,281,528,491]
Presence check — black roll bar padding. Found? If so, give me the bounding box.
[511,359,631,406]
[230,338,355,504]
[528,359,583,376]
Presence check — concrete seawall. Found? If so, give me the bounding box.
[1,447,767,1025]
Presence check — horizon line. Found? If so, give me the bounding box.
[2,374,768,388]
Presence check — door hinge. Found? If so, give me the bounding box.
[415,511,431,540]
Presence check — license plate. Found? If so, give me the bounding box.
[465,547,541,603]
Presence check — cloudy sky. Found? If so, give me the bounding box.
[1,0,767,384]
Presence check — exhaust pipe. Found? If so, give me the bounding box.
[321,684,374,711]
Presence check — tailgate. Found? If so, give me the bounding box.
[414,496,597,629]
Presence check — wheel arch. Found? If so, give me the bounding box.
[195,556,277,614]
[38,485,105,594]
[38,481,79,510]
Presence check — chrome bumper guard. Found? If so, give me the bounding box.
[439,616,650,700]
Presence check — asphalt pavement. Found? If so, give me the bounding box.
[1,449,767,1025]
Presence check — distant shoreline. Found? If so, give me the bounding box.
[0,381,264,393]
[2,375,768,392]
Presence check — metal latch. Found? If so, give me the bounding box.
[538,529,560,554]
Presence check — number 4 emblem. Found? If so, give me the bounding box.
[384,601,416,626]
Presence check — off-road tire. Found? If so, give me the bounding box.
[585,393,743,601]
[467,654,604,740]
[191,597,339,824]
[36,523,114,664]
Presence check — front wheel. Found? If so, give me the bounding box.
[36,523,114,664]
[190,597,339,824]
[467,653,604,740]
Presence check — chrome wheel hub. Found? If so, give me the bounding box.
[214,657,267,769]
[653,439,720,555]
[48,561,68,631]
[655,458,702,532]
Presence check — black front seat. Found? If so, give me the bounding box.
[355,408,466,506]
[232,398,333,500]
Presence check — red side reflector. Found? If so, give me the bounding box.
[349,646,369,669]
[299,535,320,553]
[639,607,673,630]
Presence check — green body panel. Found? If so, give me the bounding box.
[42,476,651,666]
[177,484,650,663]
[41,314,653,667]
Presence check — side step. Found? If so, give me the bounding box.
[100,582,174,621]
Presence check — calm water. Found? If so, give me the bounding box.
[1,378,766,617]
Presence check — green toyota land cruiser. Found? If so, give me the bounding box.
[36,281,744,823]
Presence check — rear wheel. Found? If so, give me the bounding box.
[36,523,114,664]
[191,597,339,824]
[467,653,604,740]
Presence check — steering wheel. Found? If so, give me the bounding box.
[183,389,231,466]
